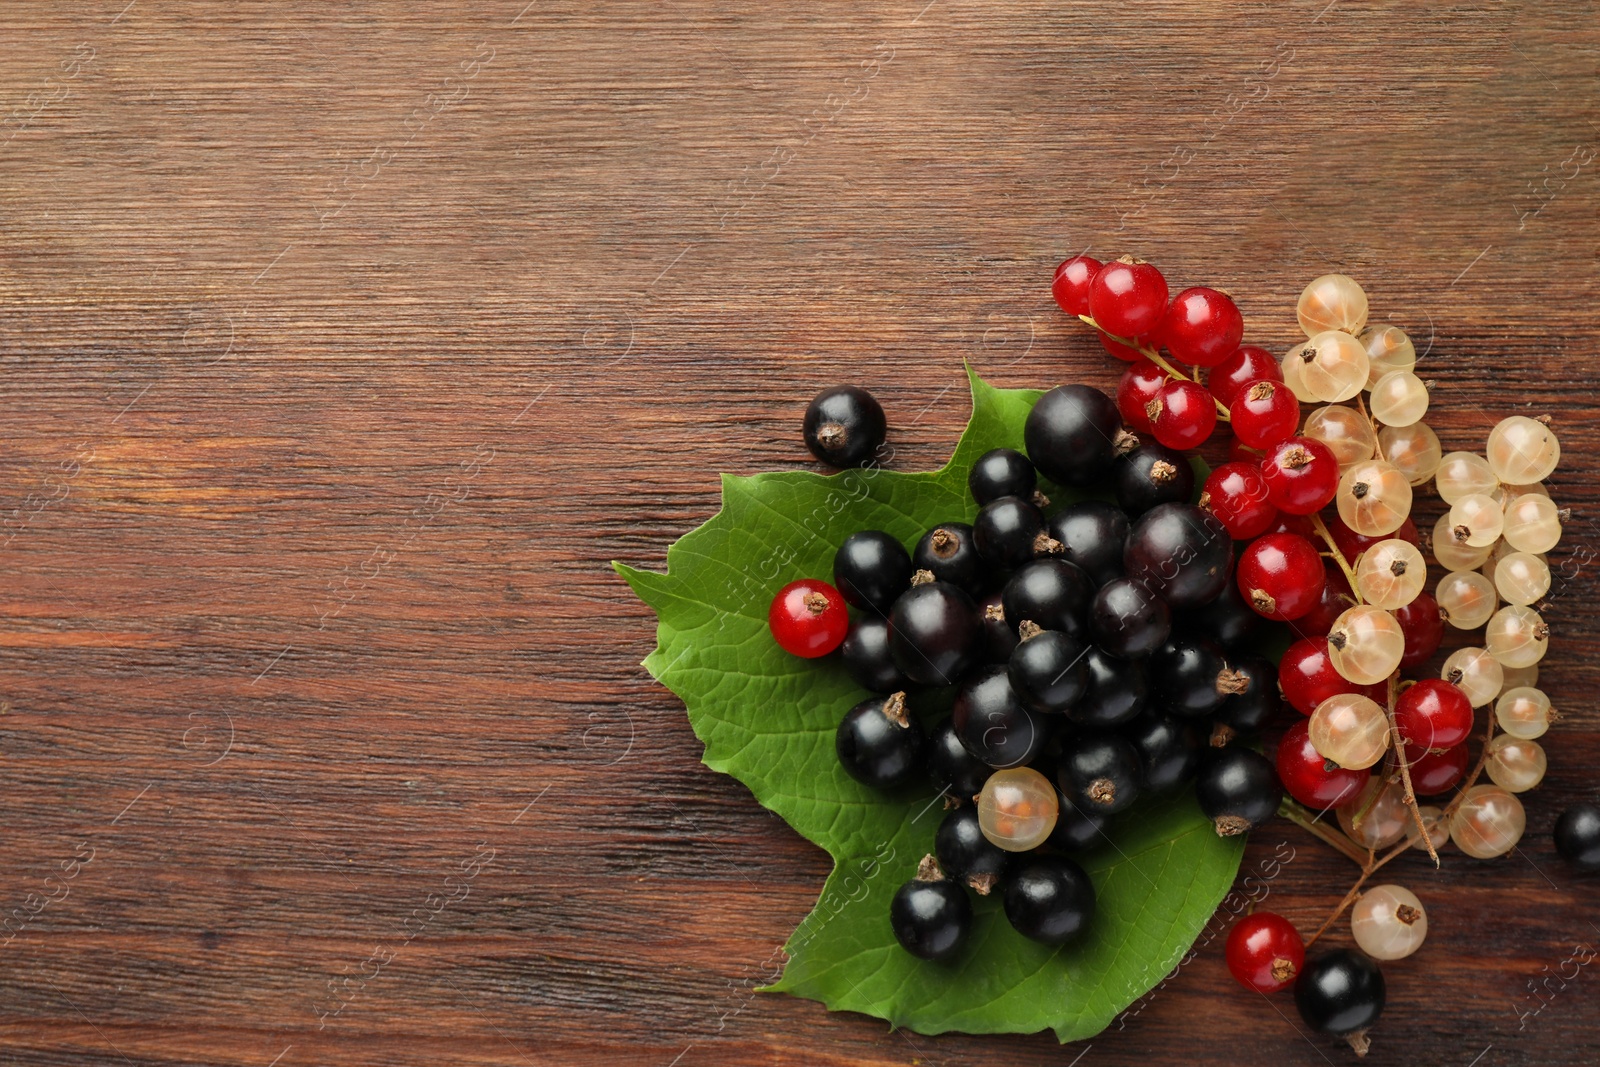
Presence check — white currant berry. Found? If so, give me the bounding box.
[1309,693,1390,770]
[1502,493,1563,554]
[1437,570,1498,629]
[1360,324,1417,387]
[1354,538,1426,609]
[1338,777,1410,849]
[1351,884,1428,960]
[976,767,1059,851]
[1484,604,1548,668]
[1378,422,1442,486]
[1492,551,1550,606]
[1441,646,1503,707]
[1327,605,1404,685]
[1487,415,1559,485]
[1337,459,1412,537]
[1298,274,1369,337]
[1301,331,1370,403]
[1369,371,1429,427]
[1450,784,1526,859]
[1485,735,1547,793]
[1431,514,1493,571]
[1435,451,1498,504]
[1495,686,1554,739]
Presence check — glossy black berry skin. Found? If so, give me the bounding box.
[1150,636,1229,716]
[1114,442,1196,517]
[1070,646,1148,728]
[1025,385,1122,487]
[1123,709,1201,795]
[1196,747,1282,835]
[1295,949,1385,1036]
[913,523,984,595]
[969,448,1037,507]
[1001,559,1092,638]
[1058,730,1143,816]
[1048,790,1109,851]
[1554,804,1600,870]
[835,696,925,788]
[890,878,971,961]
[978,593,1019,663]
[1048,500,1129,586]
[1213,654,1281,738]
[1184,578,1261,651]
[952,665,1048,769]
[936,805,1010,890]
[833,530,912,615]
[803,385,886,468]
[926,718,993,799]
[887,581,980,687]
[1090,577,1172,658]
[1008,630,1089,714]
[973,495,1047,569]
[841,618,908,693]
[1002,855,1096,945]
[1124,502,1234,609]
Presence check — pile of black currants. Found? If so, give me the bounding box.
[773,384,1288,963]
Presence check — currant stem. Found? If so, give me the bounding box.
[1385,671,1439,867]
[1278,798,1368,866]
[1304,836,1413,948]
[1443,713,1498,821]
[1310,513,1363,601]
[1076,313,1232,422]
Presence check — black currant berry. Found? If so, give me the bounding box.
[1001,559,1092,638]
[836,693,925,788]
[1090,577,1172,658]
[1047,500,1129,586]
[1124,502,1233,609]
[833,530,912,615]
[1007,629,1089,714]
[1024,385,1122,487]
[913,522,984,594]
[1295,949,1385,1047]
[840,618,908,693]
[887,581,980,687]
[1070,645,1148,727]
[1554,804,1600,870]
[936,805,1009,894]
[1122,709,1201,795]
[926,718,993,799]
[1002,854,1096,945]
[1150,636,1230,716]
[1058,730,1143,816]
[952,665,1047,769]
[1196,747,1282,837]
[1183,578,1261,651]
[1114,442,1196,517]
[890,857,971,961]
[978,593,1019,663]
[1048,789,1109,851]
[1211,655,1281,743]
[973,495,1052,570]
[803,385,886,468]
[969,448,1037,507]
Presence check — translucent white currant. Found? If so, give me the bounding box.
[1451,785,1526,859]
[1355,538,1426,609]
[1360,324,1416,388]
[1437,570,1498,629]
[1435,451,1498,505]
[1338,777,1410,849]
[1298,274,1370,337]
[1351,884,1428,960]
[1304,404,1377,468]
[977,767,1059,851]
[1301,330,1371,402]
[1280,342,1318,403]
[1484,604,1548,668]
[1492,551,1550,606]
[1441,646,1503,707]
[1378,422,1442,486]
[1309,693,1390,769]
[1337,459,1412,537]
[1495,686,1555,739]
[1327,605,1404,685]
[1369,371,1429,427]
[1485,735,1547,793]
[1431,514,1493,571]
[1448,493,1505,548]
[1502,493,1563,554]
[1487,415,1560,485]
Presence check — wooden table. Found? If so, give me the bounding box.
[2,2,1596,1064]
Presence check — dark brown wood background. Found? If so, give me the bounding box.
[2,1,1598,1064]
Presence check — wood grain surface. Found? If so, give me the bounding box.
[2,2,1598,1064]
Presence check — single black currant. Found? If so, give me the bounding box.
[840,617,908,693]
[978,593,1019,663]
[1295,949,1385,1047]
[973,495,1052,569]
[1007,628,1089,713]
[913,522,984,594]
[1090,577,1172,658]
[1114,442,1196,517]
[1058,730,1143,816]
[1048,789,1109,851]
[969,447,1038,507]
[1122,709,1201,794]
[1123,502,1234,608]
[1001,559,1092,638]
[835,692,925,788]
[952,665,1048,769]
[1196,746,1282,837]
[887,580,980,687]
[1183,578,1261,651]
[890,856,972,961]
[1211,654,1281,743]
[936,804,1009,894]
[1024,384,1123,487]
[1070,645,1148,727]
[1047,500,1129,586]
[1149,636,1230,716]
[1554,804,1600,870]
[803,385,887,468]
[1002,854,1096,945]
[926,717,993,799]
[832,530,912,615]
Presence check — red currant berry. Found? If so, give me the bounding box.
[1291,563,1357,642]
[1226,911,1305,993]
[1279,637,1383,715]
[1149,380,1216,450]
[1238,533,1325,621]
[1162,287,1244,368]
[1201,462,1278,539]
[1277,718,1367,809]
[1099,331,1149,362]
[1117,360,1167,433]
[1230,380,1301,450]
[1322,510,1422,561]
[1051,255,1102,316]
[1395,678,1474,750]
[1410,742,1470,795]
[1259,437,1339,515]
[768,579,849,657]
[1395,590,1444,669]
[1088,258,1169,339]
[1262,512,1315,538]
[1208,345,1281,408]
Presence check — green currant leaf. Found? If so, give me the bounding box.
[615,366,1247,1042]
